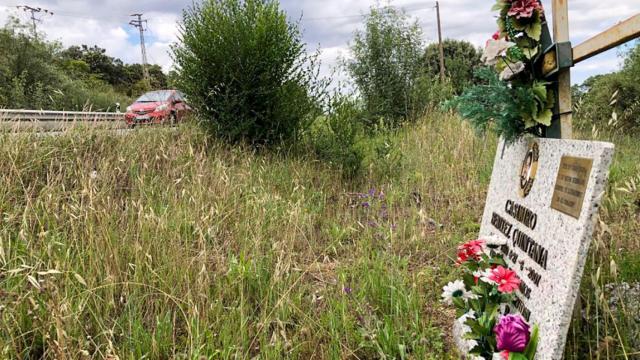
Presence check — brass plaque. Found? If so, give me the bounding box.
[551,156,593,219]
[541,50,557,77]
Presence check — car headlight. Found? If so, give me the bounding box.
[155,104,169,112]
[126,106,132,112]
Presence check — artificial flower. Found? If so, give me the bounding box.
[499,61,526,81]
[441,280,476,305]
[482,38,515,66]
[457,239,486,263]
[488,266,521,293]
[507,0,542,19]
[493,314,531,352]
[455,311,479,351]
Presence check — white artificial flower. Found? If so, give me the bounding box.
[478,269,496,285]
[482,38,515,66]
[454,311,479,353]
[493,352,508,360]
[499,61,526,80]
[441,280,475,305]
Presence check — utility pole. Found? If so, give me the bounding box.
[435,1,445,81]
[129,13,150,88]
[16,5,53,41]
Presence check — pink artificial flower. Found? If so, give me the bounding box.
[492,31,501,40]
[494,314,531,352]
[488,266,521,293]
[456,239,486,264]
[507,0,542,19]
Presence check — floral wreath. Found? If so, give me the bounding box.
[441,237,539,360]
[449,0,554,143]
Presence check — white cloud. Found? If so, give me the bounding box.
[0,0,637,84]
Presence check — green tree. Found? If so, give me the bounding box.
[575,41,640,130]
[423,39,482,94]
[346,6,424,127]
[172,0,326,145]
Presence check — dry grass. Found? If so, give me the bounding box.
[0,114,637,359]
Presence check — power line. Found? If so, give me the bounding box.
[15,5,53,40]
[129,13,150,87]
[435,1,445,81]
[303,3,433,22]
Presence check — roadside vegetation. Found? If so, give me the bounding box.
[1,0,639,358]
[0,17,167,111]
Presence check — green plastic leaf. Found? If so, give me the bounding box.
[509,353,528,360]
[523,324,540,359]
[492,0,509,11]
[535,109,553,126]
[522,47,539,59]
[452,296,466,310]
[525,21,542,41]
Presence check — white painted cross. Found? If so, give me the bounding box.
[546,1,640,139]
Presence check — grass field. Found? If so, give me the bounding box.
[1,114,638,359]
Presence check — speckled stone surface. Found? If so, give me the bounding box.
[459,138,614,360]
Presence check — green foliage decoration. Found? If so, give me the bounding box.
[449,0,554,142]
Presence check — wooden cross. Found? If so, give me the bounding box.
[542,0,640,139]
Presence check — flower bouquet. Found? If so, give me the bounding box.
[448,0,554,143]
[442,238,539,359]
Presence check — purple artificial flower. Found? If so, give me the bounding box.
[493,314,531,352]
[368,188,376,197]
[361,202,370,208]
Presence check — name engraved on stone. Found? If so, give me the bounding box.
[473,139,614,360]
[551,156,593,219]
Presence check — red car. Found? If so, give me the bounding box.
[125,90,190,128]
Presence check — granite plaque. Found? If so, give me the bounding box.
[457,138,614,360]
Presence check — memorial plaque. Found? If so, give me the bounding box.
[463,138,614,360]
[551,156,593,218]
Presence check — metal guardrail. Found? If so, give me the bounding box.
[0,109,124,122]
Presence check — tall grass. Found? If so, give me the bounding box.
[0,112,637,359]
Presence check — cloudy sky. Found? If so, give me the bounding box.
[1,0,638,85]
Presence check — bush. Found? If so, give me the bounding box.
[574,41,640,131]
[305,95,365,177]
[346,6,424,128]
[172,0,326,146]
[423,39,483,95]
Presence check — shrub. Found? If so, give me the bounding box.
[423,39,483,95]
[172,0,326,146]
[305,95,364,177]
[346,6,424,128]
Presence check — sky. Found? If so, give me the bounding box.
[1,0,638,86]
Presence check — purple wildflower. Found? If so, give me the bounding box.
[343,286,352,295]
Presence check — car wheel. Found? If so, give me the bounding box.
[128,123,136,129]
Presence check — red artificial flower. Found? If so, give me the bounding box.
[500,350,510,359]
[488,266,521,293]
[456,239,485,264]
[492,31,500,40]
[507,0,542,19]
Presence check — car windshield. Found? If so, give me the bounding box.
[135,90,172,103]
